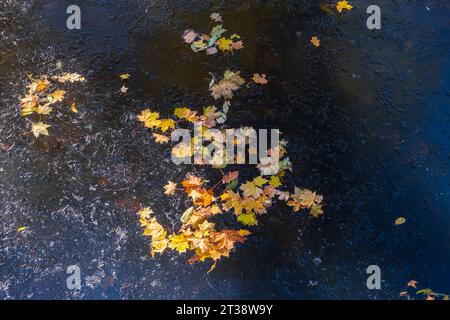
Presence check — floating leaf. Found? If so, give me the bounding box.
[395,217,406,225]
[31,122,51,138]
[163,181,177,195]
[311,36,320,47]
[336,1,353,13]
[252,73,269,85]
[210,13,223,22]
[153,133,170,144]
[237,213,258,226]
[70,102,78,113]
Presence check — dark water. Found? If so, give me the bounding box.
[0,0,449,299]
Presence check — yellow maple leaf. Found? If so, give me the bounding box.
[252,176,268,187]
[120,73,130,80]
[137,109,161,128]
[269,176,282,188]
[218,37,233,52]
[336,1,353,13]
[163,181,177,195]
[31,122,51,138]
[210,205,222,215]
[36,103,53,115]
[158,118,176,132]
[151,238,168,256]
[174,107,198,122]
[168,234,190,254]
[311,36,320,47]
[240,181,263,198]
[137,207,153,220]
[28,78,50,94]
[152,133,170,144]
[47,90,65,104]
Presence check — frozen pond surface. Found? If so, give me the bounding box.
[0,0,449,299]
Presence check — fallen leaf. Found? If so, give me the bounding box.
[70,102,78,113]
[120,73,130,80]
[407,280,418,288]
[252,176,268,187]
[17,226,27,232]
[231,40,244,50]
[47,90,65,103]
[395,217,406,225]
[237,213,258,226]
[120,85,128,93]
[36,103,53,115]
[183,29,197,44]
[311,36,320,47]
[218,37,233,52]
[269,175,282,188]
[153,133,170,144]
[31,122,51,138]
[57,73,86,83]
[252,73,269,85]
[240,181,263,198]
[137,109,161,128]
[164,181,177,195]
[222,171,239,184]
[159,119,176,132]
[210,13,223,22]
[336,1,353,13]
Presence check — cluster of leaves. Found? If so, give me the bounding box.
[136,102,324,269]
[183,14,244,55]
[137,69,267,146]
[138,206,250,272]
[134,12,324,270]
[20,72,85,137]
[400,280,449,300]
[311,2,353,47]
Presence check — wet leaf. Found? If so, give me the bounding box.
[36,103,53,115]
[163,181,177,195]
[57,73,86,83]
[311,36,320,47]
[240,181,263,198]
[395,217,406,225]
[336,1,353,13]
[47,89,65,103]
[183,29,197,44]
[222,171,239,184]
[210,13,223,22]
[237,213,258,226]
[31,122,51,138]
[152,133,170,144]
[252,73,269,85]
[218,37,233,52]
[70,102,78,113]
[120,73,130,80]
